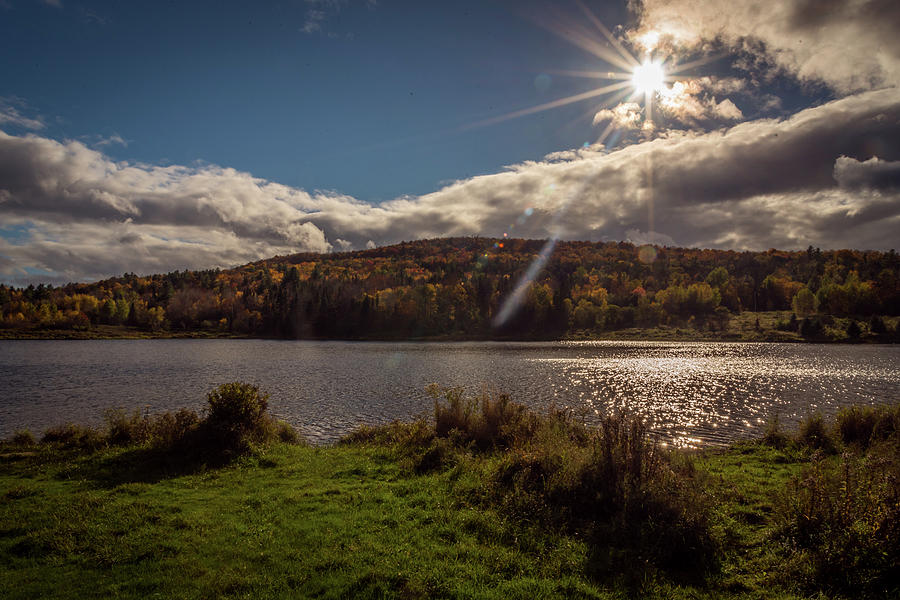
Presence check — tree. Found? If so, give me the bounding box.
[791,287,817,317]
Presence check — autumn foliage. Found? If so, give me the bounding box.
[1,238,898,339]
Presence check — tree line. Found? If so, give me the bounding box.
[2,238,898,339]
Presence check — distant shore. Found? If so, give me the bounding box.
[1,312,897,344]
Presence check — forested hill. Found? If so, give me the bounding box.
[2,237,899,341]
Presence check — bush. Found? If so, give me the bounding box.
[835,406,879,449]
[493,414,717,577]
[10,430,35,446]
[104,407,201,448]
[798,414,835,453]
[32,383,300,462]
[429,384,536,451]
[762,414,790,449]
[105,409,153,446]
[777,450,900,595]
[835,405,898,449]
[200,382,301,458]
[149,408,202,448]
[41,423,106,450]
[344,386,717,577]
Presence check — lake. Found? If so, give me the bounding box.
[1,340,898,446]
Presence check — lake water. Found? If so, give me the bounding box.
[1,340,898,447]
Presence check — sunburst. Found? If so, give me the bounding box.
[465,1,717,138]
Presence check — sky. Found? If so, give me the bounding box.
[1,0,898,286]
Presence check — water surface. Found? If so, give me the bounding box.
[1,340,898,446]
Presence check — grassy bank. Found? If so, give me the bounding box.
[2,388,898,599]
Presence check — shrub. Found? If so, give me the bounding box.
[342,387,717,578]
[41,423,105,450]
[835,405,879,449]
[493,414,717,577]
[105,409,153,446]
[104,407,201,448]
[342,419,432,449]
[798,414,835,453]
[149,408,202,448]
[835,405,899,450]
[777,450,900,595]
[762,414,790,449]
[274,419,302,444]
[11,430,35,446]
[199,382,301,458]
[429,385,537,451]
[206,382,269,430]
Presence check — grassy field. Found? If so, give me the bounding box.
[2,390,898,599]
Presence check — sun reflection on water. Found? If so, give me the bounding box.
[536,342,900,449]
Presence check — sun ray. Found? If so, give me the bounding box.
[545,69,633,81]
[538,19,637,72]
[575,0,640,68]
[462,80,632,130]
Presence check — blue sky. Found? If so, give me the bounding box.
[2,0,639,200]
[1,0,898,285]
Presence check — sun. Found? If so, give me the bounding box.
[461,12,715,136]
[632,59,666,95]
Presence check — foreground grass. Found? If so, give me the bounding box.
[0,441,888,599]
[2,443,607,599]
[2,392,898,599]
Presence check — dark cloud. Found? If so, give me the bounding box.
[834,155,900,190]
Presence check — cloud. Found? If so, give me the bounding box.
[300,88,899,252]
[632,0,900,93]
[0,97,45,131]
[2,88,900,285]
[658,80,744,126]
[0,130,335,284]
[300,0,375,35]
[593,102,643,129]
[834,155,900,190]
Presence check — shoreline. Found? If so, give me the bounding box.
[1,321,896,343]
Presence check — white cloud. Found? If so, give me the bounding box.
[632,0,900,93]
[93,134,128,148]
[0,97,45,131]
[2,88,900,284]
[593,102,643,129]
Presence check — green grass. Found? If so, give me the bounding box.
[1,444,607,599]
[0,440,866,600]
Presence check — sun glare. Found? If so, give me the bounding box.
[632,60,666,95]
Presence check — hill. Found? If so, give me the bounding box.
[1,237,898,341]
